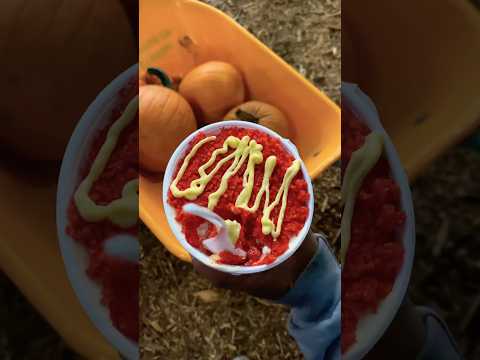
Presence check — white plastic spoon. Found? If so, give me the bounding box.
[103,234,140,262]
[182,203,246,258]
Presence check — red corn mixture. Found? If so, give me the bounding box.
[67,76,139,342]
[168,127,310,266]
[341,105,405,353]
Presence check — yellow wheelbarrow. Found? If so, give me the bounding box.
[139,0,341,262]
[343,0,480,181]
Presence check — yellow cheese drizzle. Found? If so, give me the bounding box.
[170,136,241,201]
[340,132,384,264]
[170,135,302,239]
[208,136,253,209]
[225,219,241,245]
[74,96,139,229]
[235,145,267,212]
[261,160,301,238]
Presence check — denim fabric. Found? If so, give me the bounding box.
[275,233,462,360]
[416,306,462,360]
[277,234,341,360]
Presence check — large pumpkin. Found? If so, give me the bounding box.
[139,70,197,173]
[0,0,136,161]
[179,61,245,124]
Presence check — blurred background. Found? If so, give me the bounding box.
[2,0,480,359]
[139,0,340,359]
[0,0,137,358]
[343,0,480,358]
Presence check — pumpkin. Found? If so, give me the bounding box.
[139,74,147,87]
[179,61,245,124]
[140,68,182,90]
[0,0,136,162]
[225,101,291,138]
[139,69,197,172]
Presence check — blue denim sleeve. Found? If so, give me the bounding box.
[277,234,341,360]
[415,306,462,360]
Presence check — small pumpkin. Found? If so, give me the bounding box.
[179,61,245,124]
[225,101,291,138]
[139,68,197,172]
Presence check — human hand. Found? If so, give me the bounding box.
[192,230,319,300]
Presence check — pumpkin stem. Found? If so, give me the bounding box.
[235,109,259,123]
[146,67,173,88]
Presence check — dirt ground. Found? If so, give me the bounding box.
[410,147,480,359]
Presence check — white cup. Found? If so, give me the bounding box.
[56,64,139,360]
[342,82,416,360]
[163,121,315,276]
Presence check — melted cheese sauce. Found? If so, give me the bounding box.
[225,219,241,245]
[74,96,139,228]
[340,132,383,264]
[170,134,303,239]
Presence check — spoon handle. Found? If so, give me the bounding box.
[183,203,247,257]
[182,203,225,229]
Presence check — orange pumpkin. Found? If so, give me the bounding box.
[0,0,136,162]
[140,68,181,90]
[139,68,171,87]
[139,70,197,172]
[179,61,245,124]
[225,101,291,138]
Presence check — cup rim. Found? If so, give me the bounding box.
[341,82,416,359]
[162,120,315,275]
[56,64,139,359]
